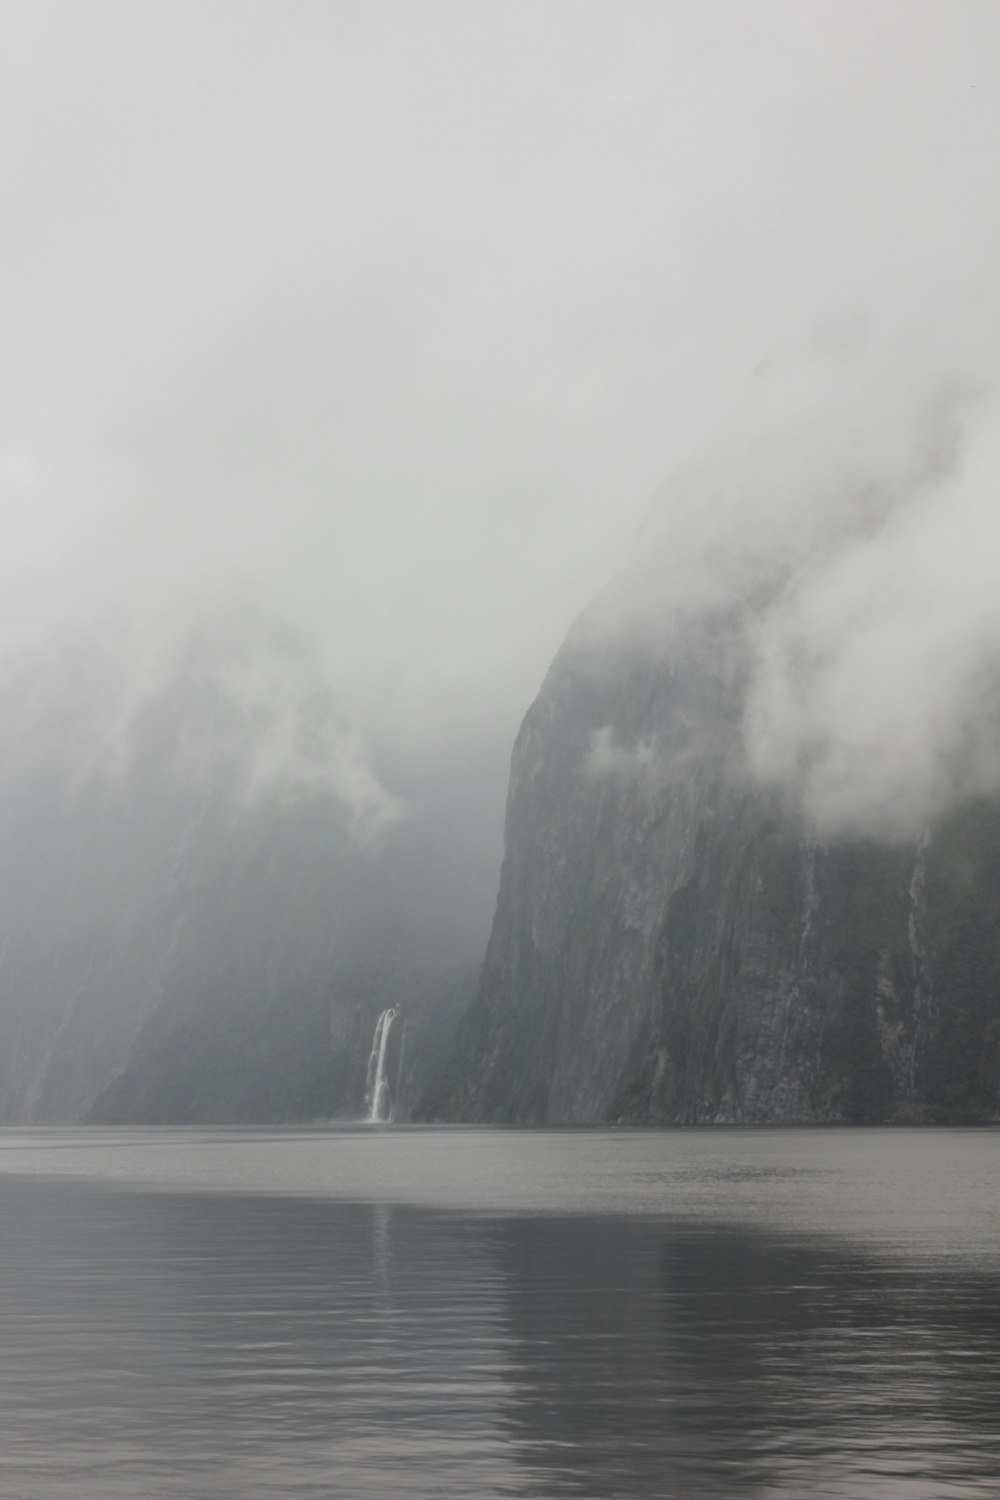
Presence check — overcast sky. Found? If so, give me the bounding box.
[1,1,998,855]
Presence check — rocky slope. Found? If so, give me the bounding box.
[432,600,1000,1125]
[0,621,486,1124]
[89,954,478,1125]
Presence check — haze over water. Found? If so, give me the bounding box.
[0,1127,998,1498]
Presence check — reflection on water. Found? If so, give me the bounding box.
[0,1183,514,1499]
[0,1130,998,1497]
[495,1217,1000,1498]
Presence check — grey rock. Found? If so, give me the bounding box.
[434,600,1000,1125]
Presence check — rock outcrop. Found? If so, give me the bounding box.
[433,600,1000,1125]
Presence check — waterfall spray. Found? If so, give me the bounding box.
[365,1007,397,1123]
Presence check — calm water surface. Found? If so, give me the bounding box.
[0,1126,998,1498]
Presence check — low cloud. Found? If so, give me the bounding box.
[0,608,406,848]
[589,331,1000,841]
[585,726,659,784]
[1,3,999,859]
[744,381,1000,838]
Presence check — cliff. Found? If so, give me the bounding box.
[0,621,486,1124]
[89,955,478,1125]
[432,603,1000,1125]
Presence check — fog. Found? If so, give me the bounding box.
[746,371,1000,837]
[1,1,998,861]
[592,330,1000,839]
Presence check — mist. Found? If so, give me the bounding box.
[2,1,999,861]
[590,329,1000,840]
[6,12,1000,1487]
[745,372,1000,837]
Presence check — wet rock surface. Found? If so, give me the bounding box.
[432,603,1000,1125]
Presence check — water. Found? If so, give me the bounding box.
[0,1127,999,1498]
[364,1008,397,1123]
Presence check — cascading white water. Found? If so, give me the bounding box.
[365,1007,397,1123]
[906,833,933,1096]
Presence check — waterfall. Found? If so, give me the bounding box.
[906,833,934,1096]
[779,835,821,1073]
[365,1007,397,1123]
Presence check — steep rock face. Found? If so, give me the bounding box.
[0,625,489,1123]
[90,956,478,1124]
[438,610,1000,1124]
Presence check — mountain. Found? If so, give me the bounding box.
[88,954,479,1125]
[9,487,1000,1129]
[429,594,1000,1125]
[0,617,486,1124]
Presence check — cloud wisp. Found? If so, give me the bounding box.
[587,326,1000,840]
[745,378,1000,839]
